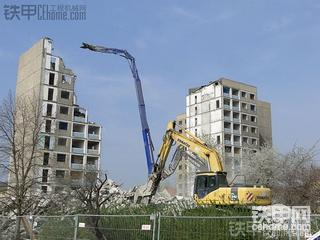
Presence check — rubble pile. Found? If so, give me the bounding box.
[101,179,132,207]
[98,179,196,215]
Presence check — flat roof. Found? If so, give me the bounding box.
[188,77,257,94]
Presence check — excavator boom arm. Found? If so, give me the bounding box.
[157,122,223,173]
[81,43,155,175]
[135,121,224,202]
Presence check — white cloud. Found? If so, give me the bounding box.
[170,6,208,24]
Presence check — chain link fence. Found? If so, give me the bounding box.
[0,214,319,240]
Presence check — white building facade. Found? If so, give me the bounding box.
[176,78,272,197]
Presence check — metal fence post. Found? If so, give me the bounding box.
[150,213,157,240]
[296,216,300,240]
[288,212,292,240]
[157,213,161,240]
[74,214,79,240]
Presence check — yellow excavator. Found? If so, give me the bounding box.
[134,121,271,206]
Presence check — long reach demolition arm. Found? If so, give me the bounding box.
[81,43,155,175]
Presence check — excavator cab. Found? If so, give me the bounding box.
[194,171,228,199]
[194,171,272,205]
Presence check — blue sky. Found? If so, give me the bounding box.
[0,0,319,187]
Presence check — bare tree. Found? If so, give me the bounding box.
[242,143,320,210]
[71,172,124,240]
[0,92,44,239]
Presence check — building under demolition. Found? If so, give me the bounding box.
[176,78,272,197]
[12,38,102,192]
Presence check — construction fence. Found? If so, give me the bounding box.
[0,214,320,240]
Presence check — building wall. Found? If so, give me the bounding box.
[16,39,45,101]
[257,100,272,146]
[13,38,102,193]
[175,113,194,198]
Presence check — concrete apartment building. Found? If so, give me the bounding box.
[176,78,272,197]
[15,37,102,192]
[175,113,192,198]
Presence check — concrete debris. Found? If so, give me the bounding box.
[98,179,195,210]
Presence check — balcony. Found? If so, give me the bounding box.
[87,141,100,155]
[87,149,99,155]
[224,140,231,145]
[72,147,84,154]
[232,99,240,112]
[72,139,85,154]
[71,163,83,170]
[223,87,230,97]
[233,130,240,135]
[74,116,86,123]
[224,128,231,133]
[88,126,101,140]
[87,156,98,171]
[233,118,240,123]
[72,132,85,138]
[74,107,87,123]
[224,105,231,110]
[73,123,85,138]
[71,155,84,170]
[224,116,231,122]
[234,141,241,147]
[86,164,98,171]
[232,89,239,99]
[232,94,240,99]
[88,133,100,140]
